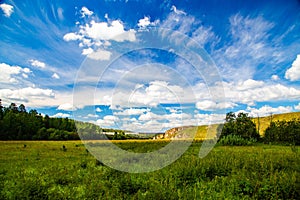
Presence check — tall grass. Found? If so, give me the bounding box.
[0,141,299,199]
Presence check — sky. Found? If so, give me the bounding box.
[0,0,300,133]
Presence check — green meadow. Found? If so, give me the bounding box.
[0,141,299,199]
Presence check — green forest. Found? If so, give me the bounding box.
[0,101,137,140]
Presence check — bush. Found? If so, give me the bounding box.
[218,134,257,146]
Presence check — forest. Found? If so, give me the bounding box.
[0,101,136,140]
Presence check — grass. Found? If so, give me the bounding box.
[0,140,299,199]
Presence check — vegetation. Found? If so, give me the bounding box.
[0,101,144,140]
[264,119,300,145]
[219,112,260,141]
[0,141,299,199]
[252,112,300,134]
[0,100,78,140]
[218,134,257,146]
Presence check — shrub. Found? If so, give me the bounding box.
[218,134,257,146]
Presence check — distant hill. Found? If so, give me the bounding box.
[252,111,300,135]
[154,112,300,140]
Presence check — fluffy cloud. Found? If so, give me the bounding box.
[81,48,94,55]
[51,113,71,118]
[80,6,93,17]
[271,75,280,81]
[63,10,136,61]
[57,103,84,111]
[0,63,31,83]
[63,33,82,41]
[82,20,136,42]
[246,105,293,117]
[138,16,151,28]
[196,100,237,111]
[0,87,55,103]
[285,55,300,81]
[87,49,112,60]
[137,16,159,29]
[0,3,13,17]
[125,81,185,107]
[29,59,46,69]
[194,79,300,106]
[96,115,119,127]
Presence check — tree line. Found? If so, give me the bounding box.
[0,101,299,144]
[0,100,78,140]
[0,101,140,140]
[219,112,300,145]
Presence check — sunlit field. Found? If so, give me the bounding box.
[0,141,299,199]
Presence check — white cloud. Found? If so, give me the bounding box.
[171,5,186,15]
[0,3,13,17]
[80,7,93,17]
[271,75,280,81]
[82,20,136,42]
[196,100,237,111]
[95,107,102,112]
[51,113,71,118]
[29,59,46,69]
[138,16,151,28]
[246,105,293,117]
[236,79,264,91]
[295,103,300,110]
[87,49,112,60]
[160,7,218,48]
[125,81,185,107]
[52,73,60,79]
[138,111,162,121]
[63,33,82,41]
[82,47,94,55]
[86,114,99,118]
[285,54,300,81]
[57,103,83,111]
[96,115,119,127]
[194,79,300,106]
[137,16,159,29]
[214,14,280,81]
[0,63,31,83]
[0,87,55,103]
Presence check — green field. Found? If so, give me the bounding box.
[0,141,299,199]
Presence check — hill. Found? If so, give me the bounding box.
[154,112,300,140]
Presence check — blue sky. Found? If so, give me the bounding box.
[0,0,300,132]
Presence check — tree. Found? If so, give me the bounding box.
[8,103,18,113]
[264,119,300,145]
[18,104,26,113]
[0,99,3,120]
[220,112,259,140]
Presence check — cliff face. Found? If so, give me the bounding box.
[153,126,195,140]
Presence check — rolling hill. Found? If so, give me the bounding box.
[154,112,300,140]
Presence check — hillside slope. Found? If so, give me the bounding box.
[155,112,300,140]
